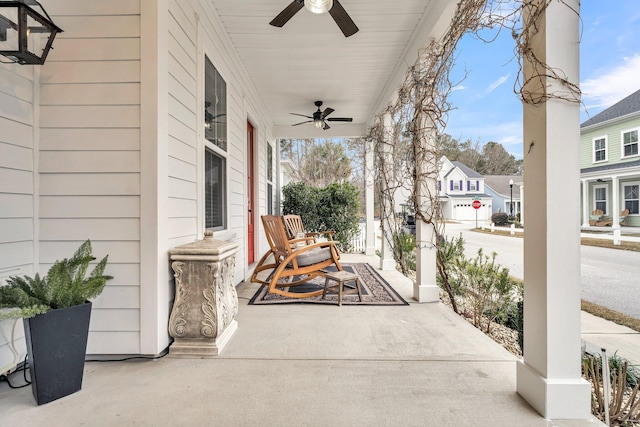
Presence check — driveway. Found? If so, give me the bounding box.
[443,222,640,320]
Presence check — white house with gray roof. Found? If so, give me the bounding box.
[580,89,640,227]
[438,157,492,221]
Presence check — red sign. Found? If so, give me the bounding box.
[472,200,482,210]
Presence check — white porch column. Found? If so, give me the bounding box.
[612,176,620,228]
[380,114,396,271]
[365,138,376,255]
[414,117,439,303]
[581,179,589,227]
[516,0,591,420]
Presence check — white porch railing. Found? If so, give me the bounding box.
[347,221,381,254]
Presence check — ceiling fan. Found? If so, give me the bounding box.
[290,101,353,130]
[269,0,359,38]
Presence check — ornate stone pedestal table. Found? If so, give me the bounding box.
[168,231,239,357]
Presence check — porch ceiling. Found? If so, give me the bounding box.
[211,0,457,138]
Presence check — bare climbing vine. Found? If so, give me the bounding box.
[366,0,582,282]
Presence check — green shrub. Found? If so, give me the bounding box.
[436,234,467,314]
[282,181,360,251]
[394,232,416,272]
[0,240,112,319]
[491,212,509,226]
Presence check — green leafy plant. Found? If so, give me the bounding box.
[436,234,467,314]
[0,240,112,319]
[282,181,360,251]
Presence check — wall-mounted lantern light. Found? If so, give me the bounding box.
[0,0,62,65]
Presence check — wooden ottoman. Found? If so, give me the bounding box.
[322,270,363,306]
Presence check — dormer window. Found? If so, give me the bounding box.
[452,181,460,191]
[469,181,477,191]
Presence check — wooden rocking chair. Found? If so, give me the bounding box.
[250,215,343,298]
[282,214,335,242]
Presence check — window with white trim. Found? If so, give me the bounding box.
[624,183,639,215]
[622,129,639,158]
[469,181,477,191]
[267,143,274,215]
[594,185,607,214]
[204,55,227,230]
[452,180,460,191]
[593,136,607,162]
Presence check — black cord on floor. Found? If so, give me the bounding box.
[85,348,169,363]
[0,355,31,389]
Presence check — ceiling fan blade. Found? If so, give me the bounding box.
[290,113,313,119]
[269,0,304,27]
[328,0,359,37]
[321,107,335,119]
[326,117,353,122]
[322,121,330,130]
[292,120,313,126]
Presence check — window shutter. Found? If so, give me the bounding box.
[467,181,470,191]
[459,180,463,190]
[476,180,479,191]
[438,180,441,191]
[450,180,453,191]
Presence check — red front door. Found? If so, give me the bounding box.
[247,121,255,264]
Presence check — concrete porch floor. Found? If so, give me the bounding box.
[0,254,602,426]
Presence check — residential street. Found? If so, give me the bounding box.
[443,222,640,320]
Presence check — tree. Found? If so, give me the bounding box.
[436,133,522,175]
[300,141,352,187]
[479,141,520,175]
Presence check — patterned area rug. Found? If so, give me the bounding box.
[248,263,408,306]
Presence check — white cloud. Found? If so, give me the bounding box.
[581,54,640,113]
[480,74,510,98]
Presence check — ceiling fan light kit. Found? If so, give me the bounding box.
[305,0,333,14]
[291,100,353,131]
[269,0,358,38]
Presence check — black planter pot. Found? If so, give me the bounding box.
[23,301,92,405]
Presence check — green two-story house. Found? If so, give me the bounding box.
[580,89,640,227]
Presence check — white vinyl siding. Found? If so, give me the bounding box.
[1,0,276,362]
[0,64,34,374]
[39,1,142,355]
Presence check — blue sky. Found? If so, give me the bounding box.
[445,0,640,159]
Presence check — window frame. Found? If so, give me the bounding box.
[203,53,229,231]
[593,184,608,214]
[266,142,274,215]
[592,135,607,163]
[623,181,640,215]
[621,128,639,159]
[469,181,477,191]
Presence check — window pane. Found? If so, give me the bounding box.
[625,200,639,215]
[624,185,639,215]
[205,149,225,228]
[204,57,227,151]
[267,143,273,182]
[596,201,606,212]
[267,183,273,215]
